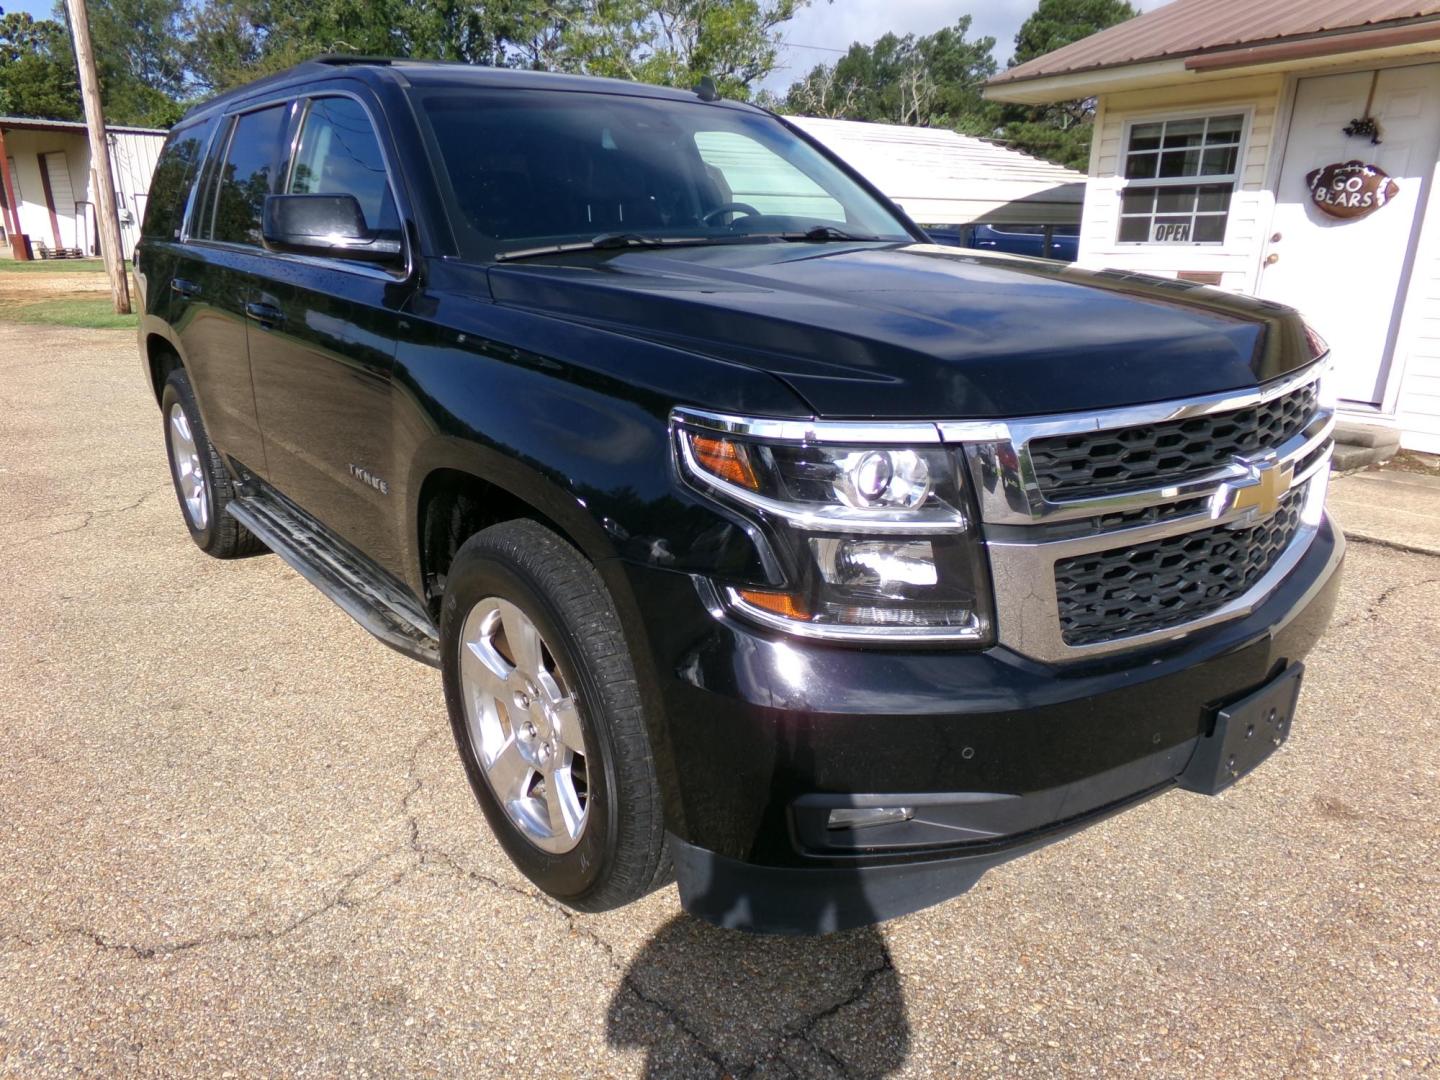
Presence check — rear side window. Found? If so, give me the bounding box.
[287,97,398,237]
[141,116,216,241]
[199,104,290,246]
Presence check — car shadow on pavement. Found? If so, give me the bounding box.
[606,913,908,1077]
[606,658,910,1074]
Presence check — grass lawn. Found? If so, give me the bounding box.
[0,298,137,329]
[0,258,109,273]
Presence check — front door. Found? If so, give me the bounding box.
[247,93,407,570]
[1258,64,1440,405]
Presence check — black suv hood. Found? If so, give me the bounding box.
[487,243,1311,419]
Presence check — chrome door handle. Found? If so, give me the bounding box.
[170,278,201,298]
[244,301,285,326]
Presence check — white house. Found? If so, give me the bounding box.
[987,0,1440,454]
[0,116,167,261]
[786,116,1087,230]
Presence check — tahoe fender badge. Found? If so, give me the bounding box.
[348,463,390,496]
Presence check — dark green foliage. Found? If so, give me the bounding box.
[0,9,81,120]
[0,0,812,128]
[996,0,1139,169]
[1011,0,1138,66]
[779,18,997,129]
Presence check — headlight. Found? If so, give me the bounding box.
[1304,322,1337,410]
[673,412,993,644]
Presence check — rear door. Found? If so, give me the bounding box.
[175,101,296,476]
[136,114,215,354]
[246,91,409,568]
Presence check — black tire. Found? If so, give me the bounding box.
[440,520,671,911]
[160,367,267,559]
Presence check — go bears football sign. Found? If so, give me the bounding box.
[1306,160,1399,220]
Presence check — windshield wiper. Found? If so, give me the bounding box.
[496,232,768,262]
[494,227,893,261]
[777,225,887,243]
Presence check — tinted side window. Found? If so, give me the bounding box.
[288,97,398,236]
[201,104,289,246]
[141,116,216,241]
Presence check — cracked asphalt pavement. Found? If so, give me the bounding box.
[2,322,1438,1078]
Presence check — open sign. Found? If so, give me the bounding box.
[1151,222,1192,243]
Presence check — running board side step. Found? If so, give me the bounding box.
[227,495,441,667]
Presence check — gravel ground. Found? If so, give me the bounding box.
[1,323,1436,1078]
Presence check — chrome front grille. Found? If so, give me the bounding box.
[952,361,1335,662]
[1055,481,1308,647]
[1029,383,1318,500]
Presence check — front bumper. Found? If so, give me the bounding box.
[619,514,1345,933]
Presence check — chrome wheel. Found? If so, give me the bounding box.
[459,597,590,854]
[168,402,208,530]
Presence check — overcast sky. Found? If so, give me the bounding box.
[758,0,1172,94]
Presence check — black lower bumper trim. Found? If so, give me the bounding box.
[668,782,1173,934]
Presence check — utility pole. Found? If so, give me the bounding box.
[65,0,131,314]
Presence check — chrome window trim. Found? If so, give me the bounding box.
[181,87,413,280]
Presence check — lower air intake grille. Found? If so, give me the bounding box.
[1054,484,1307,647]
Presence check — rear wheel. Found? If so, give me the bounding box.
[440,520,670,910]
[161,368,266,559]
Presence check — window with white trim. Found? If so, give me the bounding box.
[1117,113,1244,245]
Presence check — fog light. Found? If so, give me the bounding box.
[826,806,915,830]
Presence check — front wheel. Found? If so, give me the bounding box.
[439,520,671,910]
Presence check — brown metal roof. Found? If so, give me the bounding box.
[991,0,1440,85]
[0,115,167,135]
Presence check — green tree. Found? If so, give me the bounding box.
[0,8,81,120]
[563,0,807,98]
[996,0,1138,168]
[81,0,190,126]
[1012,0,1137,65]
[181,0,810,100]
[779,17,996,130]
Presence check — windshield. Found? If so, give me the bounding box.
[416,89,914,261]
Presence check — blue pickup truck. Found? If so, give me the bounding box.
[927,223,1080,261]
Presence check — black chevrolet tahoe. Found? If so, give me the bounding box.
[135,57,1343,934]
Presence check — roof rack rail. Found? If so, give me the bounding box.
[311,54,393,66]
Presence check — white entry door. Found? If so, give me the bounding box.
[1258,65,1440,404]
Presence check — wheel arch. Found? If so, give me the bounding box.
[409,443,684,832]
[144,328,186,404]
[408,439,621,617]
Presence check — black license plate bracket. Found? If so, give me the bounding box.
[1179,663,1304,795]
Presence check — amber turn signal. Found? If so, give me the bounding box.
[735,588,810,621]
[688,433,760,490]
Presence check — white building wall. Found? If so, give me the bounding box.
[2,126,165,260]
[108,129,165,257]
[1076,70,1440,451]
[1078,75,1286,292]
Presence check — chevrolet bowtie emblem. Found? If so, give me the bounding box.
[1213,455,1295,524]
